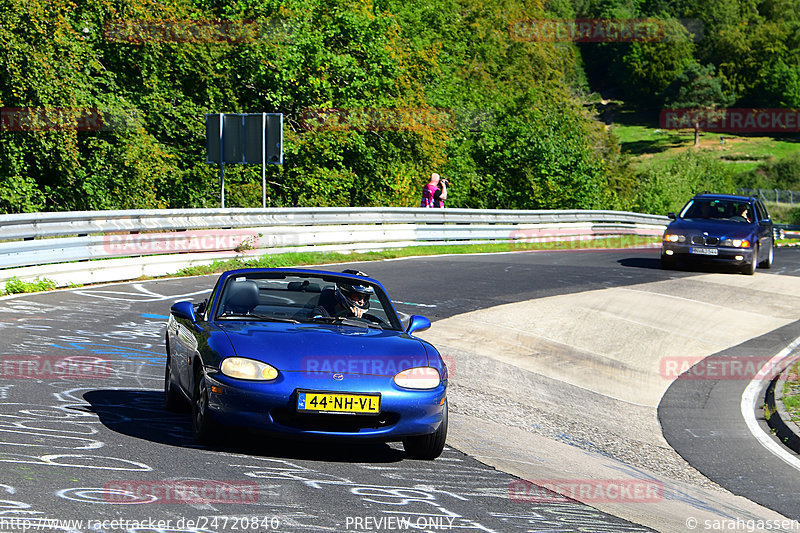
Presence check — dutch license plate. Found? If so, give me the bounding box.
[297,391,380,414]
[690,247,718,256]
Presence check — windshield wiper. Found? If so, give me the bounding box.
[218,313,299,323]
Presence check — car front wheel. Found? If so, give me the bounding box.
[192,369,218,444]
[402,401,448,460]
[164,355,184,412]
[760,239,774,269]
[743,245,758,275]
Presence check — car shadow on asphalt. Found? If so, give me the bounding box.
[617,257,742,275]
[617,257,664,269]
[83,389,407,463]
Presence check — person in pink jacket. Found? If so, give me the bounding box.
[420,173,447,208]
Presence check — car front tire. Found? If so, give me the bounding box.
[402,401,448,460]
[164,355,184,412]
[743,245,758,275]
[192,369,219,444]
[760,239,774,269]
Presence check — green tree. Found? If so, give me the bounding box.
[634,150,736,215]
[619,17,695,104]
[751,58,800,108]
[663,62,734,146]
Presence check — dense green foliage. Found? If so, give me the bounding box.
[0,0,630,212]
[0,0,798,214]
[633,150,737,214]
[738,150,800,194]
[574,0,800,110]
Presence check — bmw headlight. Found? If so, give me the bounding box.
[664,233,686,243]
[394,367,441,390]
[220,357,279,381]
[721,239,750,248]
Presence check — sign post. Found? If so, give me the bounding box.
[205,113,283,208]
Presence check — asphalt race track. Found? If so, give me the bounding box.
[0,247,799,532]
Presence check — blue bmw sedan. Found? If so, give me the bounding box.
[164,268,448,459]
[661,193,774,274]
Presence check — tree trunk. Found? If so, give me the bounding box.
[694,119,700,147]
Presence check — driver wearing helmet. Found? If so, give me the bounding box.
[312,270,374,319]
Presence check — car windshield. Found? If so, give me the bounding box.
[214,273,403,331]
[680,199,753,223]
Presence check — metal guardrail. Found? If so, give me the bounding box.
[0,207,668,268]
[0,207,668,240]
[775,224,800,240]
[0,208,669,288]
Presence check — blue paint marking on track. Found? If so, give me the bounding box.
[141,313,169,319]
[49,342,164,366]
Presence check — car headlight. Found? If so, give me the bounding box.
[721,239,750,248]
[664,233,686,243]
[220,357,279,381]
[394,367,441,389]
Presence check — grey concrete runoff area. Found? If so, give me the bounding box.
[414,252,800,532]
[1,247,800,532]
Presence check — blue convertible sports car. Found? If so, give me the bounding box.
[164,268,448,459]
[661,193,774,275]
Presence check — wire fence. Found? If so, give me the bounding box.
[738,188,800,205]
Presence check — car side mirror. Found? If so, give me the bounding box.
[667,212,676,220]
[171,301,197,323]
[406,315,431,335]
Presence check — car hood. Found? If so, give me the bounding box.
[667,218,755,238]
[216,321,430,375]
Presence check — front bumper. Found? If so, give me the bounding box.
[203,370,447,440]
[661,243,754,265]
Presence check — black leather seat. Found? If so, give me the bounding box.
[222,281,259,314]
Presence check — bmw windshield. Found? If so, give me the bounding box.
[679,198,754,223]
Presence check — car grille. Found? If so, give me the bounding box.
[271,408,400,432]
[691,236,718,246]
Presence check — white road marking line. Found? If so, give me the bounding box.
[74,288,210,302]
[740,334,800,473]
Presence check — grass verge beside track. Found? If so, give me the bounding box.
[781,361,800,429]
[175,235,661,277]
